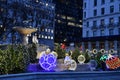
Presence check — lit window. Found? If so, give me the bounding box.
[48,36,50,39]
[51,29,54,33]
[46,3,48,6]
[58,20,61,23]
[42,35,44,38]
[61,15,66,19]
[45,29,47,32]
[38,35,41,38]
[51,36,53,39]
[48,29,50,32]
[68,22,75,26]
[45,36,47,39]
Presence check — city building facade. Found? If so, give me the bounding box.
[53,0,83,45]
[0,0,55,49]
[82,0,120,56]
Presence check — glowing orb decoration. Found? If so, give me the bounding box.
[39,52,56,71]
[68,59,77,70]
[77,55,86,64]
[92,49,97,54]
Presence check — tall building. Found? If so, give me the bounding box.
[53,0,83,45]
[0,0,55,49]
[82,0,120,56]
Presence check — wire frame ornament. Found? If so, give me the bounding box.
[86,49,90,53]
[92,49,98,54]
[68,59,77,70]
[109,49,114,54]
[100,49,106,54]
[77,55,86,64]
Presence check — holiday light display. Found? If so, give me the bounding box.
[39,52,56,71]
[100,54,120,69]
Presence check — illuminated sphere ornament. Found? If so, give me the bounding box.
[77,55,86,64]
[39,52,56,71]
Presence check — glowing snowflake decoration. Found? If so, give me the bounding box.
[39,53,56,71]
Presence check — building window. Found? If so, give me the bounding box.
[119,28,120,35]
[100,30,104,36]
[86,31,89,37]
[93,30,97,37]
[101,0,105,4]
[110,0,114,2]
[51,36,53,39]
[110,5,114,13]
[109,29,114,35]
[119,4,120,11]
[109,17,114,24]
[94,0,97,6]
[94,9,97,16]
[87,21,89,27]
[101,8,105,15]
[84,12,86,18]
[101,19,105,25]
[93,20,97,26]
[84,2,86,9]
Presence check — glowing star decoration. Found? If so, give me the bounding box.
[39,52,56,71]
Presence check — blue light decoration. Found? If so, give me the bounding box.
[39,52,56,71]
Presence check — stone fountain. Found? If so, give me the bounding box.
[13,27,37,45]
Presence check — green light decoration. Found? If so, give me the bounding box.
[100,55,108,61]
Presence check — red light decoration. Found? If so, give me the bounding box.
[61,43,66,49]
[106,57,120,69]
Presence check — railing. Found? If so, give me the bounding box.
[107,23,116,28]
[0,71,120,80]
[99,24,106,29]
[92,25,98,30]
